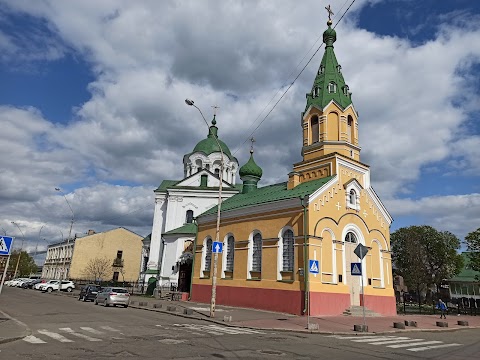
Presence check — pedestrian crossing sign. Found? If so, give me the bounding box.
[0,236,13,256]
[309,260,319,274]
[351,262,362,276]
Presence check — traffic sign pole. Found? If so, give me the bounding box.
[360,247,366,329]
[0,236,15,296]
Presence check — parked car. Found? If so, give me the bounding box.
[10,278,28,287]
[78,284,102,302]
[22,279,44,289]
[41,280,75,293]
[39,280,60,292]
[94,287,130,308]
[34,280,49,290]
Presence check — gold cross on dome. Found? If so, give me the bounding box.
[325,5,334,20]
[250,137,256,152]
[211,105,220,116]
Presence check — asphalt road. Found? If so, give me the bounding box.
[0,287,479,359]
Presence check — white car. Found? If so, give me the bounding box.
[9,278,28,287]
[34,281,47,290]
[40,280,75,293]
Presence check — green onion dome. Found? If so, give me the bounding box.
[239,151,263,179]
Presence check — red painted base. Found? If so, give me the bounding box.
[191,284,396,316]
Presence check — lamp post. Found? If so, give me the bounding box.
[185,98,224,318]
[34,225,45,259]
[11,221,25,279]
[55,187,75,279]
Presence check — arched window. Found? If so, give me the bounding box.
[282,230,294,272]
[185,210,194,224]
[195,159,202,172]
[204,238,212,272]
[343,85,350,96]
[347,115,354,143]
[252,233,262,272]
[319,65,325,75]
[226,235,235,272]
[328,82,336,93]
[214,168,220,177]
[345,232,357,243]
[311,115,319,143]
[349,190,356,206]
[336,65,342,73]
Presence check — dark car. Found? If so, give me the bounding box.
[22,279,44,289]
[78,284,102,302]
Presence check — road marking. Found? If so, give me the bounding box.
[327,335,381,339]
[371,338,426,345]
[387,340,443,348]
[171,323,265,336]
[23,335,46,344]
[38,329,74,343]
[158,339,186,344]
[100,325,121,332]
[407,343,462,352]
[59,327,102,342]
[351,336,400,342]
[80,327,105,335]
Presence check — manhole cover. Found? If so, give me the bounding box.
[257,350,286,356]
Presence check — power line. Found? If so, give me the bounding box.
[232,0,357,155]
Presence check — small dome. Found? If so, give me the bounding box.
[323,22,336,47]
[191,116,233,159]
[239,153,263,179]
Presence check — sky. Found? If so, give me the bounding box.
[1,0,480,263]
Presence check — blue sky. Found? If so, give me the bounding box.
[1,0,480,260]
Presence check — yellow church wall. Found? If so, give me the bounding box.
[193,207,306,292]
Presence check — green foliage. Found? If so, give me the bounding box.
[391,226,463,295]
[8,250,37,276]
[465,228,480,274]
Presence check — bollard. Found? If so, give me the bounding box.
[404,320,417,327]
[353,324,368,332]
[223,315,232,322]
[307,323,319,331]
[436,321,448,327]
[457,320,469,326]
[183,308,193,315]
[394,322,406,329]
[167,305,177,312]
[153,303,162,309]
[130,301,135,305]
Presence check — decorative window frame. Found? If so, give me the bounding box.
[247,230,262,279]
[328,82,337,93]
[344,179,362,212]
[200,237,213,278]
[221,233,235,278]
[277,226,294,280]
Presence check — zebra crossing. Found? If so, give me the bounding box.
[327,334,462,352]
[22,323,264,345]
[23,325,123,344]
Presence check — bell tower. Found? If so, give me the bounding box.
[288,15,363,190]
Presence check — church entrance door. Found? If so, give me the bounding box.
[345,241,361,306]
[178,262,192,293]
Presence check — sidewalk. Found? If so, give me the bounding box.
[127,295,480,334]
[0,309,30,345]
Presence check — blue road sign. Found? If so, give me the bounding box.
[0,236,13,256]
[309,260,319,274]
[351,262,362,276]
[212,241,223,254]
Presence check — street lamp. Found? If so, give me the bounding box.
[11,221,25,279]
[55,187,75,279]
[185,98,224,318]
[34,225,45,259]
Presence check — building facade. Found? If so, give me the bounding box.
[190,19,396,316]
[42,239,75,280]
[143,117,240,291]
[69,227,143,283]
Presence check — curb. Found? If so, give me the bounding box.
[0,310,31,345]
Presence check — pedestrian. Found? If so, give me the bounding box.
[437,298,447,319]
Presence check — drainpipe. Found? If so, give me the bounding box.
[188,218,198,301]
[300,195,309,314]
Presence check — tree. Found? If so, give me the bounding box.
[465,228,480,274]
[8,250,37,277]
[391,226,463,302]
[82,257,111,282]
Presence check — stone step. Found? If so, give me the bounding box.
[343,306,381,317]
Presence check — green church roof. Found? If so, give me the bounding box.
[239,152,263,178]
[200,176,334,217]
[163,223,197,235]
[449,253,480,283]
[305,21,353,111]
[189,115,234,160]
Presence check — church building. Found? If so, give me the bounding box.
[190,18,396,316]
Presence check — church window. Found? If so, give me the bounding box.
[252,233,262,272]
[343,85,349,96]
[282,230,294,272]
[318,65,325,75]
[347,115,354,144]
[185,210,194,224]
[206,164,210,170]
[310,115,319,143]
[195,159,202,171]
[337,65,342,73]
[345,232,357,243]
[204,238,212,272]
[225,236,235,272]
[349,189,356,206]
[214,168,220,177]
[328,82,336,93]
[200,174,208,187]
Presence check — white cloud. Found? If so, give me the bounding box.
[1,0,480,249]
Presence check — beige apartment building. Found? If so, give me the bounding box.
[69,227,143,283]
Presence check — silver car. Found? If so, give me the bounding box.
[94,287,130,308]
